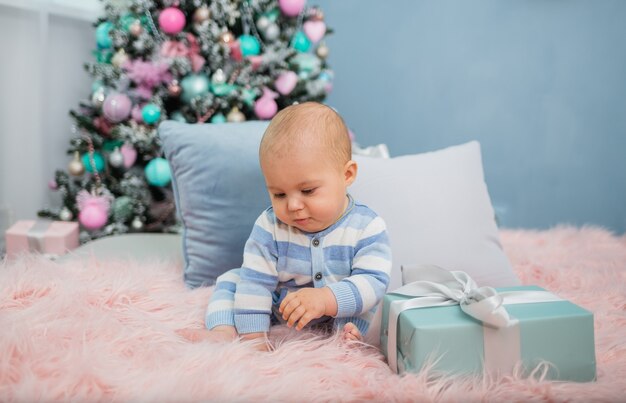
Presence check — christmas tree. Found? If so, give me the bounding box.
[39,0,333,243]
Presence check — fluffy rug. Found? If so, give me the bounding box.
[1,226,624,402]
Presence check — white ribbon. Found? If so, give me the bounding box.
[27,221,51,253]
[386,265,563,373]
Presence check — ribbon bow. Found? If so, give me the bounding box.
[160,34,205,73]
[386,265,561,373]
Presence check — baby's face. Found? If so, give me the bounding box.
[261,149,354,233]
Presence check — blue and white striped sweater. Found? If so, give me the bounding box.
[233,196,392,335]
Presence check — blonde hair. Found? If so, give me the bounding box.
[259,102,351,168]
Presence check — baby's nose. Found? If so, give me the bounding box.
[287,197,304,211]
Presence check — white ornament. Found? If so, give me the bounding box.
[257,16,270,31]
[131,216,144,230]
[264,23,280,42]
[211,68,227,85]
[59,207,73,221]
[109,147,124,168]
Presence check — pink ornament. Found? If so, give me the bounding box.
[248,55,264,71]
[103,93,132,123]
[159,7,186,35]
[275,71,298,95]
[131,104,145,123]
[254,87,279,120]
[303,20,326,43]
[121,143,137,168]
[76,190,112,231]
[48,179,58,190]
[279,0,306,17]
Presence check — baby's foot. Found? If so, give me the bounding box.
[177,325,237,343]
[342,322,362,342]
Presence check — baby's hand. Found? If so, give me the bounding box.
[279,288,332,330]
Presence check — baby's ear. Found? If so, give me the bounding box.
[344,160,358,186]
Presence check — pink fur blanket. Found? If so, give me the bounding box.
[1,226,624,402]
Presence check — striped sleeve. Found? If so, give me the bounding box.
[233,211,279,334]
[326,216,392,317]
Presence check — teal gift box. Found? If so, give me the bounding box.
[381,285,596,382]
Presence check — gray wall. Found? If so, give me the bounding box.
[318,0,626,233]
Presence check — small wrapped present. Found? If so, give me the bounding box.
[5,220,79,259]
[381,265,596,382]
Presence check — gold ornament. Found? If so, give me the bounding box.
[316,43,329,59]
[112,49,129,68]
[129,21,143,37]
[193,6,211,24]
[68,151,85,176]
[227,106,246,123]
[220,31,235,45]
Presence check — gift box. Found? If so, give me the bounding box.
[381,267,596,382]
[5,220,79,258]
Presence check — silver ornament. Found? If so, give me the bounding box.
[91,88,106,108]
[256,16,270,31]
[59,207,73,221]
[264,23,280,42]
[131,216,144,230]
[211,68,227,85]
[109,147,124,168]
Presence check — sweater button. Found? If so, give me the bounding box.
[312,238,320,247]
[314,272,323,280]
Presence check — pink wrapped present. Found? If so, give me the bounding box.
[5,220,79,258]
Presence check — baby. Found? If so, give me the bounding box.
[180,102,392,348]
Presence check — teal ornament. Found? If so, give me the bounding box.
[145,158,172,187]
[210,113,227,124]
[265,9,280,22]
[170,111,187,122]
[81,152,105,173]
[291,53,321,73]
[242,88,257,107]
[94,49,113,64]
[141,103,161,125]
[239,35,261,56]
[291,31,311,52]
[96,22,113,49]
[119,13,138,32]
[102,139,124,152]
[210,83,237,97]
[180,74,211,103]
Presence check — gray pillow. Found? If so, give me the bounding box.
[159,120,269,288]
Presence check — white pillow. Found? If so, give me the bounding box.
[351,141,519,292]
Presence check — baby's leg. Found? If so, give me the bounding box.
[178,269,241,343]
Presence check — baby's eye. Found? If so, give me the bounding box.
[301,188,316,195]
[273,193,286,199]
